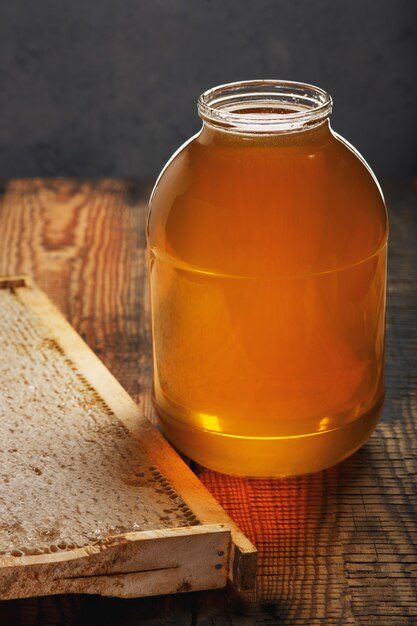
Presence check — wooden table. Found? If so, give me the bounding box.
[0,179,416,625]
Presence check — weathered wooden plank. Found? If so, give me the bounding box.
[0,179,416,624]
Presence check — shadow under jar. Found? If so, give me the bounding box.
[147,80,388,477]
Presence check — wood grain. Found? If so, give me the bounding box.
[0,178,416,624]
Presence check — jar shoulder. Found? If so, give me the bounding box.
[148,130,388,275]
[331,131,388,221]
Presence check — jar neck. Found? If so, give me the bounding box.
[199,118,332,147]
[197,80,332,137]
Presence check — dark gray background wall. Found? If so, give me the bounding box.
[0,0,415,180]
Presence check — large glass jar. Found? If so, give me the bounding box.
[147,80,388,477]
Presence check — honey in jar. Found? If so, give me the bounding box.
[147,80,388,477]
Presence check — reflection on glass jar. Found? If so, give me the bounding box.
[147,80,388,477]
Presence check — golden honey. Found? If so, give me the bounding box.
[147,81,388,476]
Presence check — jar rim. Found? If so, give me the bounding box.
[197,79,332,133]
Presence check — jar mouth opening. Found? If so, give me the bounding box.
[198,79,332,133]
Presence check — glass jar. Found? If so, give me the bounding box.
[147,80,388,477]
